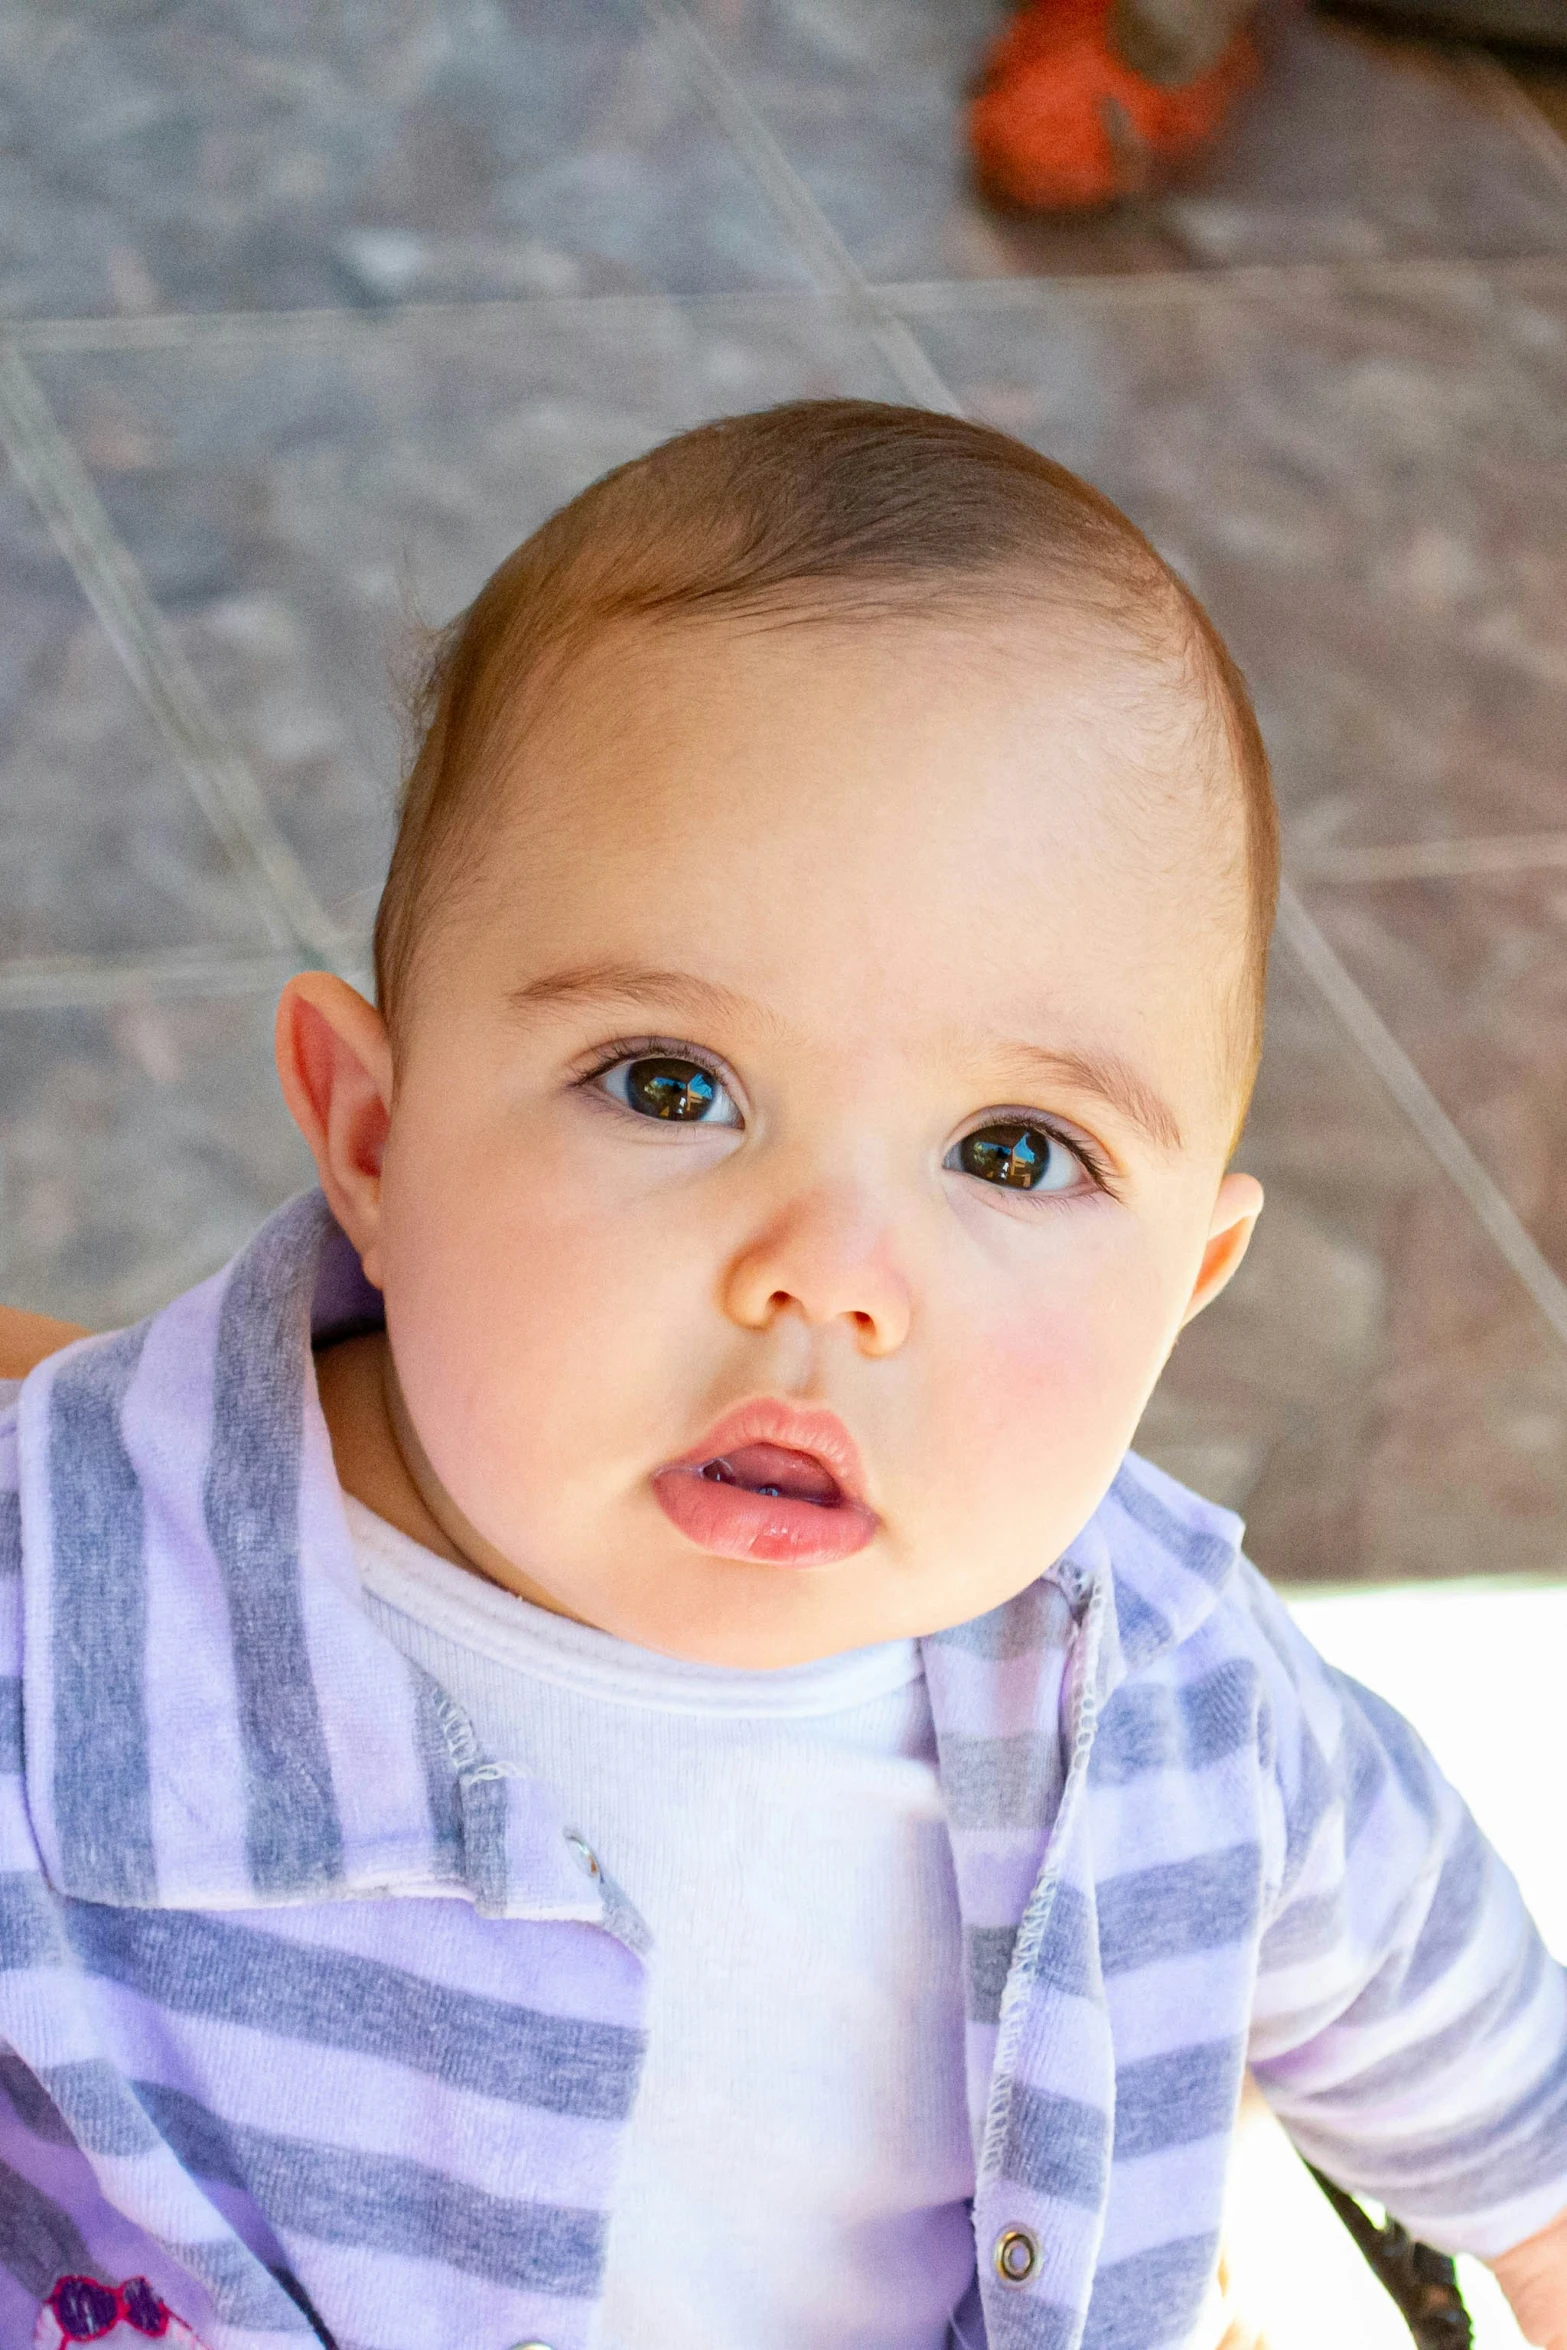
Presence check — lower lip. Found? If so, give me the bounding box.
[651,1465,879,1566]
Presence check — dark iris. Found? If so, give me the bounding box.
[625,1057,720,1121]
[959,1123,1057,1190]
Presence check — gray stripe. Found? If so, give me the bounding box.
[1113,2038,1244,2160]
[1340,1676,1441,1833]
[0,1679,21,1774]
[1028,1882,1099,2001]
[137,2080,606,2297]
[203,1212,344,1898]
[1259,1886,1343,1972]
[1336,1694,1390,1850]
[174,2237,315,2334]
[47,1328,156,1903]
[1330,1932,1546,2107]
[1345,1813,1489,2025]
[1099,1845,1262,1978]
[1082,2232,1218,2350]
[65,1904,642,2121]
[0,2155,100,2298]
[405,1665,464,1879]
[1107,1577,1173,1674]
[1111,1468,1234,1591]
[0,1489,19,1576]
[1091,1663,1257,1787]
[459,1766,511,1916]
[0,2051,72,2144]
[39,2059,160,2157]
[1402,1811,1490,2004]
[1308,2046,1567,2222]
[1277,1718,1335,1896]
[1000,2082,1110,2207]
[931,1579,1075,1662]
[940,1733,1061,1833]
[986,2292,1081,2350]
[968,1925,1017,2025]
[0,1871,64,1971]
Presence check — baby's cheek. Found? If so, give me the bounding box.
[930,1259,1177,1515]
[383,1174,691,1506]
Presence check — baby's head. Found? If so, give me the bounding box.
[280,401,1276,1665]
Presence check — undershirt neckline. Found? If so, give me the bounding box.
[346,1493,925,1720]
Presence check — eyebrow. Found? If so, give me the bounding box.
[509,960,773,1031]
[985,1042,1183,1154]
[510,960,1182,1152]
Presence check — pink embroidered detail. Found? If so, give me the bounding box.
[34,2275,208,2348]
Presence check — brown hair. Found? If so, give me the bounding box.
[374,399,1277,1092]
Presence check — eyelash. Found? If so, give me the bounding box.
[572,1037,1116,1196]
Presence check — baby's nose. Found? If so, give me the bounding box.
[719,1187,912,1357]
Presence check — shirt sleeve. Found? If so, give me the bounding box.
[1239,1561,1567,2259]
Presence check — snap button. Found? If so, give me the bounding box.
[563,1831,600,1879]
[994,2226,1039,2285]
[506,2341,553,2349]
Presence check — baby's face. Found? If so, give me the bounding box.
[359,611,1260,1664]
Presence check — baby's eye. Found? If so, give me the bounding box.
[948,1122,1090,1195]
[596,1054,742,1126]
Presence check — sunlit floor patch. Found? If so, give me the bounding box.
[1227,1576,1567,2350]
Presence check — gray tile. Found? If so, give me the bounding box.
[27,299,905,921]
[697,0,1567,280]
[1137,949,1567,1582]
[0,991,313,1328]
[0,464,273,960]
[1304,867,1567,1284]
[0,0,811,322]
[913,262,1567,855]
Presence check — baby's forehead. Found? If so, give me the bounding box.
[468,606,1259,1113]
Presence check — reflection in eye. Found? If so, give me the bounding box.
[605,1055,738,1124]
[955,1123,1084,1193]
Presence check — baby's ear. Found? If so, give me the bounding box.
[274,974,395,1285]
[1181,1171,1264,1328]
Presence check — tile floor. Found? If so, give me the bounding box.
[2,0,1566,1586]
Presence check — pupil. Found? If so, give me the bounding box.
[961,1124,1049,1190]
[627,1057,717,1121]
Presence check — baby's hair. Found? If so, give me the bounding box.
[375,399,1277,1099]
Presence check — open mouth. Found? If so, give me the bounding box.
[652,1406,878,1566]
[698,1444,842,1507]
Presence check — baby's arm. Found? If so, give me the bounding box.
[0,1305,87,1381]
[1237,1565,1567,2343]
[1493,2209,1567,2349]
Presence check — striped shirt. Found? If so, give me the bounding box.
[0,1189,1564,2350]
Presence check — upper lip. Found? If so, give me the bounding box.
[666,1397,872,1510]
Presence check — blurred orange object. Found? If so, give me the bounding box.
[969,0,1258,210]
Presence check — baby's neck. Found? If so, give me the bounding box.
[313,1332,583,1622]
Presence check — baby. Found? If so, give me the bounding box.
[1,399,1565,2350]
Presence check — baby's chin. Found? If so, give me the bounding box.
[450,1501,1050,1669]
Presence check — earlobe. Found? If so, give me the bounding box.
[274,974,395,1281]
[1182,1171,1264,1328]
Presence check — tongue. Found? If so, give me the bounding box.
[707,1443,841,1504]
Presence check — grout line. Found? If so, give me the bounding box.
[639,0,1567,1360]
[10,256,1565,360]
[883,250,1567,311]
[1276,884,1567,1350]
[0,948,310,1012]
[10,287,836,355]
[1292,832,1567,884]
[638,0,964,414]
[0,344,351,971]
[1457,51,1567,197]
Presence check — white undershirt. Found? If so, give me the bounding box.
[348,1497,977,2349]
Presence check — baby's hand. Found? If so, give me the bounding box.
[1493,2204,1567,2349]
